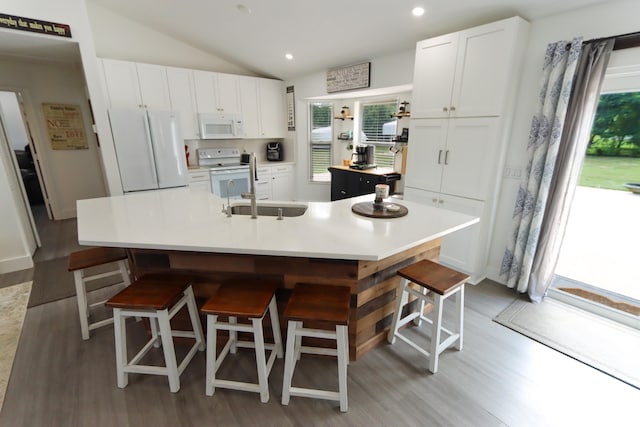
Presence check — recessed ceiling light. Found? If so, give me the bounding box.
[412,7,425,17]
[285,53,293,60]
[236,4,252,14]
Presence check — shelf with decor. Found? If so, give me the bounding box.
[334,115,354,121]
[390,112,411,118]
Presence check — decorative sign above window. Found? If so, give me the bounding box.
[327,62,371,93]
[0,13,72,38]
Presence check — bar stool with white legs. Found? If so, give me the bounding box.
[68,247,131,340]
[281,283,351,413]
[105,273,205,393]
[387,259,468,373]
[200,281,283,403]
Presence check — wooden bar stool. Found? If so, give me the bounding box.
[68,247,131,340]
[105,273,205,393]
[281,283,350,413]
[387,259,468,373]
[200,281,283,403]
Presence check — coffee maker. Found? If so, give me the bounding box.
[351,145,375,169]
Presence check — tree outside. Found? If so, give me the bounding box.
[580,92,640,190]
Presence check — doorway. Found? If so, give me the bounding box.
[551,50,640,326]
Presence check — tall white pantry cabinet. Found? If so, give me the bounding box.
[405,16,529,283]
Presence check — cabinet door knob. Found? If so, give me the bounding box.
[438,150,443,164]
[438,199,444,204]
[432,198,438,203]
[443,107,448,112]
[450,106,456,111]
[444,150,450,165]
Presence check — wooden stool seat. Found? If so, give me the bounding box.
[281,283,351,413]
[67,247,131,340]
[283,283,350,325]
[397,259,468,295]
[68,247,127,272]
[201,282,278,318]
[388,259,468,374]
[105,274,191,310]
[105,274,205,393]
[201,281,282,403]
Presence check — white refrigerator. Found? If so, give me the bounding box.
[108,108,188,192]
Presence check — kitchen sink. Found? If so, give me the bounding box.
[230,204,307,217]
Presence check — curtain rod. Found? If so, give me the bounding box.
[584,30,640,50]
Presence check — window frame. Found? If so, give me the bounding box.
[308,102,333,183]
[359,99,399,169]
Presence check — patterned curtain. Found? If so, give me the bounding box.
[500,39,582,294]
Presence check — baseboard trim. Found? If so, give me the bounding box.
[0,255,34,274]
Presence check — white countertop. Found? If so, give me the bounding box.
[77,188,479,261]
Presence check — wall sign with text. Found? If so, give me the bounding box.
[42,104,88,150]
[327,62,371,93]
[0,14,71,38]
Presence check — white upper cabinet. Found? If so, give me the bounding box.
[193,70,240,114]
[135,63,172,110]
[238,76,261,138]
[411,17,528,119]
[166,67,199,139]
[101,59,143,108]
[100,59,171,110]
[258,78,286,138]
[238,76,286,138]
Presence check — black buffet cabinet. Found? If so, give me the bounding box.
[328,166,401,201]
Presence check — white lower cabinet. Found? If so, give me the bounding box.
[255,164,295,201]
[255,166,272,200]
[188,169,211,193]
[404,187,484,283]
[271,164,294,200]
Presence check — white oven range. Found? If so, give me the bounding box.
[198,148,250,199]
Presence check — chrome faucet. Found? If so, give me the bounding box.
[224,180,234,217]
[241,152,257,219]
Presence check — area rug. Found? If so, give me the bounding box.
[494,297,640,389]
[0,281,32,412]
[28,257,123,308]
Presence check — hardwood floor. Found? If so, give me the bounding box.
[0,208,638,426]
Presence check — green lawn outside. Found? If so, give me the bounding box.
[579,155,640,190]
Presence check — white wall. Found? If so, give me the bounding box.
[285,49,416,201]
[0,58,107,219]
[86,3,256,76]
[485,0,640,282]
[0,109,35,273]
[0,92,29,150]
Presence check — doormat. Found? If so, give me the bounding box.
[494,298,640,389]
[557,287,640,316]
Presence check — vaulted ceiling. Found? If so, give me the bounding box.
[85,0,608,80]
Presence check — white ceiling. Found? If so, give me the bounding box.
[85,0,608,80]
[0,0,608,77]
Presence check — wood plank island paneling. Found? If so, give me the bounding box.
[126,238,442,360]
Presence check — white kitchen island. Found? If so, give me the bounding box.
[77,188,478,359]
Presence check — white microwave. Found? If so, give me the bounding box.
[198,113,244,139]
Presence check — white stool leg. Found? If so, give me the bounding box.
[229,316,238,354]
[117,260,131,286]
[428,295,444,374]
[150,317,161,348]
[414,285,427,326]
[113,308,128,388]
[73,270,90,340]
[206,315,218,396]
[268,296,283,358]
[157,309,180,393]
[336,325,349,413]
[455,286,465,351]
[387,278,408,344]
[294,321,303,361]
[281,320,298,406]
[184,286,205,351]
[252,317,270,403]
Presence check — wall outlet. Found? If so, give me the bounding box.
[503,165,522,179]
